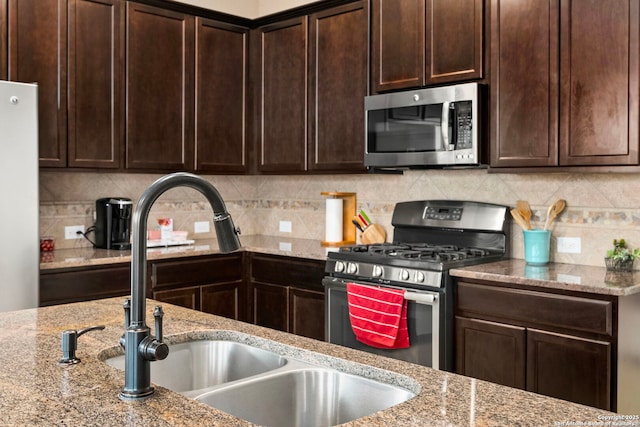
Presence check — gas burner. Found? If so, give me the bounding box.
[368,244,411,256]
[338,245,369,253]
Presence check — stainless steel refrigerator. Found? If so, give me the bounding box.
[0,80,39,312]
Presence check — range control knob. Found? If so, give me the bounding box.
[416,271,425,283]
[347,263,358,275]
[372,265,383,278]
[400,269,410,281]
[334,261,345,273]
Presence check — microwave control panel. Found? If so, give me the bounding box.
[453,101,473,149]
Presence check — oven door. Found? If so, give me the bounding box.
[323,277,442,370]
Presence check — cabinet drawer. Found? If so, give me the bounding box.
[40,263,130,306]
[250,254,324,290]
[151,253,242,289]
[456,281,613,337]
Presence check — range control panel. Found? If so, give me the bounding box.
[424,206,463,221]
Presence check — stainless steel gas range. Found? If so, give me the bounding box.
[323,200,510,371]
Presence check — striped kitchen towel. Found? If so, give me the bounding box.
[346,283,409,349]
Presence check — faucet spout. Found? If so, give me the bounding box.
[120,172,241,400]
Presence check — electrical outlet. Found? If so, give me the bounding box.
[557,237,581,254]
[65,225,85,240]
[194,221,210,233]
[279,220,292,233]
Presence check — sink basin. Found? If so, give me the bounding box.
[195,368,416,427]
[104,340,287,393]
[102,333,418,426]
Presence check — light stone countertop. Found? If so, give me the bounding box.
[40,235,336,270]
[0,298,616,426]
[451,259,640,296]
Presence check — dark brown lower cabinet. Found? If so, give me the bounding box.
[526,329,610,410]
[251,282,289,332]
[455,316,526,389]
[150,253,245,321]
[40,263,131,306]
[289,287,325,340]
[249,254,325,341]
[40,252,325,341]
[455,280,614,411]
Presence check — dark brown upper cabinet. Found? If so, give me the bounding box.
[256,1,368,173]
[125,2,194,171]
[491,0,639,168]
[1,0,7,80]
[256,17,309,173]
[371,0,484,94]
[8,0,68,167]
[308,1,368,172]
[68,0,124,169]
[195,18,249,173]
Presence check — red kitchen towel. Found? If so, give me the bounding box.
[346,283,409,349]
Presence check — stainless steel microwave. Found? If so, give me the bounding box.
[365,83,482,169]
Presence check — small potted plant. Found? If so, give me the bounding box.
[605,239,640,272]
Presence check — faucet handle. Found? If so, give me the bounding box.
[123,298,131,328]
[153,306,164,342]
[59,325,105,365]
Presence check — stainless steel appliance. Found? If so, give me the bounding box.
[365,83,483,169]
[94,197,133,250]
[323,200,509,371]
[0,81,39,313]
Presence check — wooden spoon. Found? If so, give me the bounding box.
[544,199,566,230]
[516,200,532,230]
[510,208,530,231]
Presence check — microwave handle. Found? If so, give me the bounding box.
[441,101,451,151]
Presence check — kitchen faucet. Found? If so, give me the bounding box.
[120,172,241,400]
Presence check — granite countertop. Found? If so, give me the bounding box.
[40,235,335,270]
[451,259,640,296]
[0,298,615,426]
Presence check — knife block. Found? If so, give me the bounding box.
[320,192,356,247]
[361,223,386,244]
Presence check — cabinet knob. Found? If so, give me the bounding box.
[412,94,420,102]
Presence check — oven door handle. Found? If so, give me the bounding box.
[404,292,437,305]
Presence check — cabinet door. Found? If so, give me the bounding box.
[257,17,308,173]
[40,264,131,306]
[308,2,367,172]
[527,329,611,410]
[125,2,194,171]
[251,282,289,332]
[8,0,67,167]
[455,316,526,389]
[201,282,243,321]
[1,0,6,80]
[289,287,325,340]
[153,286,200,311]
[426,0,483,84]
[371,0,425,93]
[490,0,559,167]
[195,18,248,173]
[68,0,124,169]
[559,0,639,166]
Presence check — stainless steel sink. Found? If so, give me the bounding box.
[102,334,418,426]
[194,368,415,427]
[104,340,287,393]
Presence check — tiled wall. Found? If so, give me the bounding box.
[40,170,640,268]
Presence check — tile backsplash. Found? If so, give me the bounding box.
[40,170,640,268]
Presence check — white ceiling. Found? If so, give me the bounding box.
[172,0,322,19]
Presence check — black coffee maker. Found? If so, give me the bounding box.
[94,198,133,250]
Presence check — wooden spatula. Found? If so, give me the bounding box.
[544,199,566,230]
[516,200,532,230]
